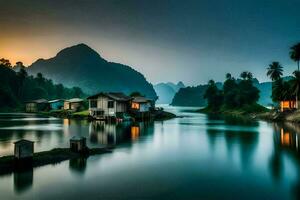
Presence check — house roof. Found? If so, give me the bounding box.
[132,96,152,103]
[25,99,48,104]
[65,98,83,103]
[49,99,64,103]
[14,139,34,144]
[70,136,86,141]
[87,92,132,102]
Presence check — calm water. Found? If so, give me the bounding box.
[0,106,300,199]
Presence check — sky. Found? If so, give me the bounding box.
[1,0,300,86]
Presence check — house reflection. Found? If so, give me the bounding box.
[13,168,33,194]
[89,121,132,146]
[131,126,140,140]
[88,121,154,146]
[274,123,300,152]
[69,157,87,175]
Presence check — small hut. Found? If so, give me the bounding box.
[14,140,34,160]
[64,98,84,112]
[70,136,87,153]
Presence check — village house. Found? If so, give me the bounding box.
[14,139,34,160]
[25,99,49,112]
[49,99,64,110]
[87,92,132,119]
[131,96,153,112]
[64,98,84,112]
[280,100,299,112]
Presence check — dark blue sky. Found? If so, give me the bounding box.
[1,0,300,85]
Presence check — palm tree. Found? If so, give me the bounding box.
[267,62,283,81]
[291,70,300,109]
[290,43,300,71]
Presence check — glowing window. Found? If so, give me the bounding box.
[131,102,140,109]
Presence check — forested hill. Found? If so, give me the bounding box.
[0,64,85,111]
[171,80,273,107]
[28,43,157,100]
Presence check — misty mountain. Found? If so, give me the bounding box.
[28,43,157,99]
[154,81,185,104]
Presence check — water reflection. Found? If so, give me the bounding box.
[69,157,87,175]
[271,122,300,199]
[13,168,33,194]
[205,115,259,169]
[88,121,154,146]
[3,112,300,199]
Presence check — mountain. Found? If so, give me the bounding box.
[154,81,185,104]
[28,43,157,99]
[166,81,185,92]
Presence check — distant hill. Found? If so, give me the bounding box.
[154,81,185,104]
[28,43,157,99]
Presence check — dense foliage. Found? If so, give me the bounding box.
[0,60,85,111]
[203,72,260,112]
[171,85,210,107]
[267,42,300,105]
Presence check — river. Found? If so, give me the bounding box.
[0,106,299,199]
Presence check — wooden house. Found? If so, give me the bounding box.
[280,100,299,112]
[64,98,84,112]
[49,99,64,110]
[25,99,49,112]
[14,139,34,159]
[87,92,132,119]
[131,96,153,112]
[70,136,87,153]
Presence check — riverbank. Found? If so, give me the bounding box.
[198,103,300,124]
[43,109,177,121]
[255,110,300,123]
[198,104,269,117]
[0,147,112,175]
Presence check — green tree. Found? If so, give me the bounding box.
[267,62,283,102]
[0,58,11,68]
[72,87,84,98]
[290,43,300,71]
[130,91,144,97]
[267,62,283,81]
[204,80,223,111]
[223,74,238,108]
[16,62,28,99]
[291,70,300,108]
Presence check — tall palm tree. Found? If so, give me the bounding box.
[290,43,300,71]
[267,62,283,81]
[291,70,300,109]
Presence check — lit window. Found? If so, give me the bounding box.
[131,102,140,109]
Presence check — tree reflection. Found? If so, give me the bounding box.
[205,115,259,168]
[271,122,300,199]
